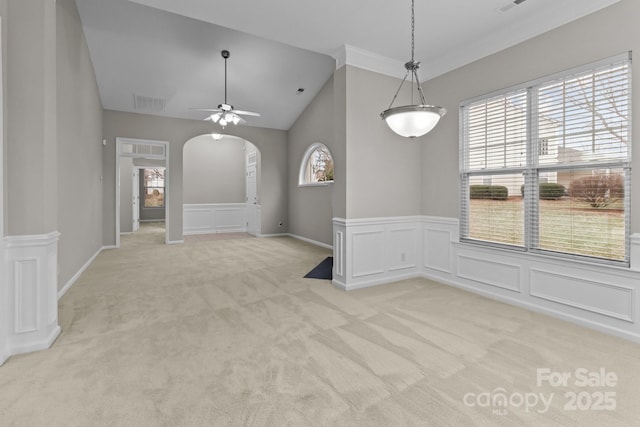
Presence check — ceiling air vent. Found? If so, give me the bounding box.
[133,94,166,112]
[497,0,528,13]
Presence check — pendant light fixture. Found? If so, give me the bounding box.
[380,0,445,138]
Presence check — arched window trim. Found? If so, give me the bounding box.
[298,142,334,187]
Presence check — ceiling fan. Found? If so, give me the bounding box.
[192,50,261,127]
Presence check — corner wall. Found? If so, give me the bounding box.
[56,0,104,290]
[344,66,423,219]
[288,76,335,246]
[2,0,102,364]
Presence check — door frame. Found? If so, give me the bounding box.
[115,138,169,247]
[246,151,258,235]
[132,167,139,232]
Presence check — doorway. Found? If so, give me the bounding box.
[115,138,169,247]
[246,150,259,236]
[182,134,260,236]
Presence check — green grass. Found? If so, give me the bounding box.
[469,197,625,261]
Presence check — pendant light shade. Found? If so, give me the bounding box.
[381,0,445,138]
[381,105,445,138]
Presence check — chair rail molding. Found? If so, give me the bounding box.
[2,231,61,365]
[333,216,640,343]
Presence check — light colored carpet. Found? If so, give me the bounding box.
[2,223,640,426]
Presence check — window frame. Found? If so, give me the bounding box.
[298,143,334,187]
[143,167,165,209]
[459,52,632,266]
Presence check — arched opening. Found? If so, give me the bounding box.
[182,134,261,237]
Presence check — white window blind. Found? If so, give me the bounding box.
[461,53,631,264]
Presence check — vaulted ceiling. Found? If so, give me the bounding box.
[75,0,620,130]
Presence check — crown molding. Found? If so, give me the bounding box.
[332,45,406,80]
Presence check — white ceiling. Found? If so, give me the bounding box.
[75,0,620,130]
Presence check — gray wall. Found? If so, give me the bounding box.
[288,76,334,245]
[287,64,425,244]
[420,0,640,235]
[6,0,57,235]
[56,0,104,288]
[344,65,423,219]
[332,67,347,220]
[102,110,288,244]
[183,135,246,204]
[0,0,7,362]
[2,0,102,290]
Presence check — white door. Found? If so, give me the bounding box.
[132,168,140,232]
[246,153,258,235]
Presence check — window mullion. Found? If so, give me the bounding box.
[525,86,537,251]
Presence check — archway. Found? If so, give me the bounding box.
[182,134,261,236]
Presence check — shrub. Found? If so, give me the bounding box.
[470,185,491,199]
[490,186,508,200]
[520,183,565,199]
[569,172,624,208]
[539,183,566,200]
[470,185,508,200]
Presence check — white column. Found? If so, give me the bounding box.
[4,232,61,360]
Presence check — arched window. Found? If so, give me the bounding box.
[299,143,334,186]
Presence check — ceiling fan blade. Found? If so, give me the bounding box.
[190,108,222,112]
[233,110,261,117]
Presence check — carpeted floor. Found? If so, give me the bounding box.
[2,223,640,426]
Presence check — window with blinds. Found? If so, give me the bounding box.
[460,53,631,264]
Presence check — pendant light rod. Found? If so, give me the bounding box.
[380,0,446,138]
[385,0,427,110]
[221,49,230,105]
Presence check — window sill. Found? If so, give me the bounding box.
[298,182,333,188]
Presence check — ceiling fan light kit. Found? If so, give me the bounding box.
[381,0,445,138]
[194,49,261,129]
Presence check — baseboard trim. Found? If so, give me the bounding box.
[9,325,61,358]
[342,272,422,292]
[102,245,117,250]
[167,240,184,245]
[258,233,288,238]
[58,246,104,301]
[288,233,333,250]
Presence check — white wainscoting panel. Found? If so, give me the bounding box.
[423,217,458,275]
[14,259,39,333]
[183,204,247,235]
[530,269,634,322]
[3,232,61,363]
[332,217,422,290]
[388,227,419,272]
[335,215,640,342]
[332,222,347,288]
[457,254,521,293]
[352,230,385,278]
